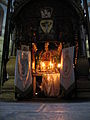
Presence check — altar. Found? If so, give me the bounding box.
[33,73,60,97]
[32,42,62,97]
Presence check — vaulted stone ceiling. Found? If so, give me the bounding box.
[13,0,83,19]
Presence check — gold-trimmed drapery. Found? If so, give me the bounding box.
[60,46,75,90]
[15,50,32,92]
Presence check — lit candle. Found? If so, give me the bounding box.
[49,61,53,69]
[41,62,46,71]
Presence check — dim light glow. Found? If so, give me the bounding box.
[40,61,46,71]
[57,63,61,68]
[49,61,53,68]
[29,61,30,69]
[32,62,35,69]
[41,62,45,67]
[60,55,63,70]
[47,75,50,80]
[35,93,38,95]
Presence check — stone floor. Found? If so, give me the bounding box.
[0,102,90,120]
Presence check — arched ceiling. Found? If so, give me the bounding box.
[13,0,83,19]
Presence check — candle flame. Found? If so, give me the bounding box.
[41,62,45,67]
[49,61,53,68]
[57,63,61,68]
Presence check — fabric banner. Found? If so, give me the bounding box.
[15,50,32,92]
[60,47,75,90]
[42,73,60,96]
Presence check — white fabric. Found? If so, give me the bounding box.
[60,47,75,90]
[42,73,60,96]
[15,50,32,92]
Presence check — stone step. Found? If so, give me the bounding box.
[77,76,88,81]
[77,88,90,92]
[1,79,14,92]
[77,92,90,98]
[77,80,90,89]
[76,76,90,98]
[2,90,14,93]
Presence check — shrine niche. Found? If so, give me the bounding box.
[11,0,83,99]
[32,42,62,73]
